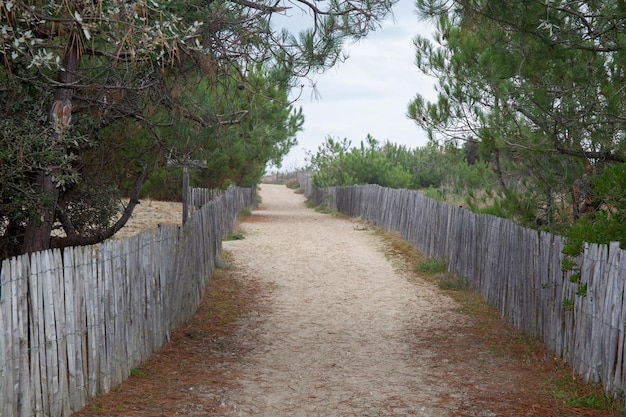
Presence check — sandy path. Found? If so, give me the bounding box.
[223,184,469,416]
[72,183,619,417]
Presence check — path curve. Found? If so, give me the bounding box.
[222,184,469,416]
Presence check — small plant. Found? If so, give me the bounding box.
[563,239,584,257]
[551,376,619,412]
[224,230,245,241]
[306,198,339,215]
[569,271,582,283]
[130,368,146,378]
[563,298,575,311]
[562,254,587,298]
[415,258,447,275]
[561,258,579,273]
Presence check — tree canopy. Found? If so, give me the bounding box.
[408,0,626,240]
[0,0,396,257]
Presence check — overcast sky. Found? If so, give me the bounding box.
[274,0,438,171]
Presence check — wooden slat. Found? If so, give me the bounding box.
[124,236,141,368]
[51,248,70,416]
[100,241,114,393]
[112,240,129,385]
[1,257,15,417]
[63,246,88,411]
[41,250,60,416]
[606,242,625,394]
[8,255,30,417]
[84,246,100,397]
[28,251,45,416]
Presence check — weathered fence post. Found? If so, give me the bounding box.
[167,156,207,224]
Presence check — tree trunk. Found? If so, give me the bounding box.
[491,149,509,195]
[21,175,60,254]
[21,36,80,254]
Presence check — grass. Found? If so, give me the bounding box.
[130,368,146,378]
[304,197,340,215]
[552,375,621,411]
[285,179,300,189]
[415,258,446,274]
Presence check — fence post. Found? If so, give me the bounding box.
[166,156,207,224]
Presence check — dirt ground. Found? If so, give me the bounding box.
[73,184,623,417]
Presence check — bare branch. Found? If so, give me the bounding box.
[229,0,291,14]
[51,168,148,249]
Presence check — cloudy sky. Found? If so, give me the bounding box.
[275,0,438,171]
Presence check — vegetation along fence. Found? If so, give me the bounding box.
[298,173,626,404]
[0,185,255,417]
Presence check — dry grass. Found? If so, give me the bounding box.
[113,199,183,239]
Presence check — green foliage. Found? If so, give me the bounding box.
[561,258,579,274]
[552,376,619,412]
[130,368,147,378]
[224,230,245,241]
[140,169,184,201]
[567,213,626,250]
[308,136,497,203]
[285,180,300,190]
[0,85,84,257]
[308,136,352,187]
[559,164,626,302]
[410,0,626,244]
[561,249,587,301]
[563,298,575,311]
[594,163,626,212]
[415,258,447,275]
[563,164,626,251]
[60,179,123,235]
[140,65,305,192]
[1,0,395,256]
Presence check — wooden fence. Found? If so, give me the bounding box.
[297,173,626,404]
[189,187,223,212]
[0,185,255,417]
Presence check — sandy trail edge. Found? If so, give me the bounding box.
[221,184,474,416]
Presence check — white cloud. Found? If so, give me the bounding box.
[276,0,438,171]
